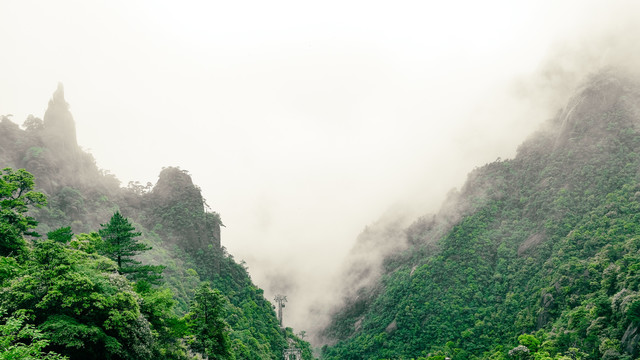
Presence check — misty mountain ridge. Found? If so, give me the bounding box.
[0,85,313,359]
[4,68,640,360]
[1,83,219,250]
[320,69,640,359]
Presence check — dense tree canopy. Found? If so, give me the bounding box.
[1,84,314,360]
[321,73,640,359]
[186,283,233,359]
[0,168,46,256]
[0,166,311,360]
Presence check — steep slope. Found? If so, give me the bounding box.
[0,86,312,360]
[322,70,640,360]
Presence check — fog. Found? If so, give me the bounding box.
[2,0,639,339]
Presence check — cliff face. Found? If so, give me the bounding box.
[1,84,119,199]
[0,115,24,167]
[554,71,640,149]
[1,85,221,253]
[0,85,310,360]
[322,71,640,359]
[144,167,222,251]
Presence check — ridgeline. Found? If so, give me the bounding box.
[321,70,640,360]
[0,84,312,359]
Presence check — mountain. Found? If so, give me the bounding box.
[320,70,640,360]
[0,86,312,359]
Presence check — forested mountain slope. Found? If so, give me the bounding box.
[0,84,312,359]
[321,70,640,360]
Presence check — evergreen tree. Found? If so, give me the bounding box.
[99,212,151,272]
[186,283,233,360]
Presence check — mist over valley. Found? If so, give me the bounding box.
[3,1,640,359]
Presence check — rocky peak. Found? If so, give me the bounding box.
[146,167,220,251]
[43,83,78,154]
[151,167,202,207]
[554,70,638,148]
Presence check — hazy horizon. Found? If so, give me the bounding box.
[2,0,640,338]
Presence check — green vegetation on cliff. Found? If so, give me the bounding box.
[322,72,640,359]
[0,86,312,359]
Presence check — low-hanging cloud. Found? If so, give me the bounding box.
[2,0,640,346]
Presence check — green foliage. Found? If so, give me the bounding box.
[185,283,233,359]
[144,167,213,251]
[0,238,156,359]
[135,284,190,359]
[0,310,67,360]
[47,227,73,243]
[69,232,102,253]
[322,75,640,359]
[518,334,540,353]
[98,212,164,284]
[0,168,47,256]
[52,187,85,218]
[99,211,147,270]
[1,103,316,360]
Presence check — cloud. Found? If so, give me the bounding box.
[2,0,640,343]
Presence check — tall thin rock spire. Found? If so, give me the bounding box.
[43,82,78,154]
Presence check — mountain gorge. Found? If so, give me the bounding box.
[0,84,312,359]
[4,68,640,360]
[320,70,640,360]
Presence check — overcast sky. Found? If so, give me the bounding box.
[2,0,639,335]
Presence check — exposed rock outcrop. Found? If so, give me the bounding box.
[145,167,221,251]
[43,83,78,156]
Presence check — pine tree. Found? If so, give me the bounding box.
[186,283,233,360]
[98,211,150,273]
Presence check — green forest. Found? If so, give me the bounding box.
[0,85,312,359]
[4,71,640,360]
[320,72,640,359]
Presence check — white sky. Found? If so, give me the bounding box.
[2,0,638,336]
